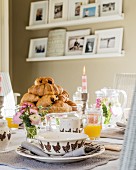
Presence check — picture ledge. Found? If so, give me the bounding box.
[26,13,124,30]
[26,51,125,62]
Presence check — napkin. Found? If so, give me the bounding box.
[21,141,49,157]
[63,144,101,157]
[21,141,101,158]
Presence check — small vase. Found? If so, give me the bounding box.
[24,125,38,142]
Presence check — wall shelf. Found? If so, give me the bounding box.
[26,14,124,31]
[26,51,125,62]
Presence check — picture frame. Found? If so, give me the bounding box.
[100,0,122,16]
[95,28,123,54]
[49,0,68,23]
[82,35,97,54]
[65,29,91,56]
[80,3,99,18]
[68,0,88,20]
[28,38,48,58]
[88,0,96,3]
[29,1,48,26]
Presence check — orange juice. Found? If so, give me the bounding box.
[84,124,102,140]
[6,117,19,129]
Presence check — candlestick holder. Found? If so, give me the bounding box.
[0,96,4,119]
[81,93,89,114]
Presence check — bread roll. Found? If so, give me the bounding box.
[43,83,60,95]
[66,100,77,111]
[21,93,40,103]
[48,100,72,113]
[36,95,58,107]
[34,77,54,85]
[28,84,44,96]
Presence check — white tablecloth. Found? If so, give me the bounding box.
[0,129,122,170]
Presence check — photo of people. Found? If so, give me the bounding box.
[75,2,82,16]
[100,37,115,48]
[35,45,45,53]
[102,2,115,12]
[68,36,84,52]
[83,6,96,17]
[35,8,43,21]
[85,38,95,53]
[88,0,95,3]
[54,3,63,19]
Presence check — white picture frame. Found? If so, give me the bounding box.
[82,35,97,54]
[68,0,88,20]
[80,3,99,18]
[49,0,68,23]
[100,0,122,16]
[95,28,123,54]
[28,38,48,58]
[65,29,91,56]
[29,1,48,26]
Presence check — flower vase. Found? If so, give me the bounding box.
[24,125,38,142]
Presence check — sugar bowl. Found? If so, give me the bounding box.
[0,119,11,151]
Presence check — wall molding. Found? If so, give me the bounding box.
[0,0,9,72]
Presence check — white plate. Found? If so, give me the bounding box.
[0,146,17,153]
[16,146,105,163]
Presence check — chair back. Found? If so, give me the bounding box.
[113,73,136,109]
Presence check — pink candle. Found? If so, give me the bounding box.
[82,66,87,93]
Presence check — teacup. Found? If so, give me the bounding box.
[59,117,81,133]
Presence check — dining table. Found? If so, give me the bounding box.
[0,128,123,170]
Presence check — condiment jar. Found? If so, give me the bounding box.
[0,119,11,151]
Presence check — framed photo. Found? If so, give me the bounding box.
[49,0,68,23]
[29,1,48,26]
[28,38,48,58]
[83,35,97,54]
[65,29,91,55]
[88,0,96,3]
[100,0,122,16]
[68,0,88,20]
[80,4,99,18]
[95,28,123,54]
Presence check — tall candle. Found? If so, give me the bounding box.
[82,66,87,93]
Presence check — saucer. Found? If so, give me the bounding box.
[16,146,105,163]
[0,146,17,153]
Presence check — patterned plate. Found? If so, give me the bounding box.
[16,146,105,163]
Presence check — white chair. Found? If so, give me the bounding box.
[119,86,136,170]
[113,73,136,119]
[14,93,21,105]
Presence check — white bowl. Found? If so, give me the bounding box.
[35,132,87,155]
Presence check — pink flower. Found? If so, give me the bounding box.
[96,98,101,103]
[30,109,38,114]
[29,114,41,125]
[96,103,101,108]
[13,112,22,124]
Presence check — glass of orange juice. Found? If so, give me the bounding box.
[83,108,102,140]
[4,108,19,129]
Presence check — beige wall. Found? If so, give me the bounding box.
[10,0,136,104]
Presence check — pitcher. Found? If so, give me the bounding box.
[95,88,127,125]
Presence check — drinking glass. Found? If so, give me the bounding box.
[4,109,19,129]
[83,108,102,140]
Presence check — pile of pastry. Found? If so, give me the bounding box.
[20,77,76,113]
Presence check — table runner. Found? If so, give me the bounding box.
[0,150,120,170]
